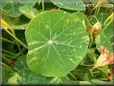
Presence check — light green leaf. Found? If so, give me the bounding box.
[8,73,21,84]
[12,24,28,30]
[95,22,113,53]
[2,0,37,17]
[50,0,86,11]
[19,5,39,19]
[25,10,89,77]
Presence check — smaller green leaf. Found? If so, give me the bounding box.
[2,0,37,17]
[19,5,39,19]
[15,55,28,70]
[50,0,86,11]
[8,73,21,84]
[12,24,28,30]
[89,13,108,25]
[95,22,113,53]
[2,66,15,84]
[8,69,65,84]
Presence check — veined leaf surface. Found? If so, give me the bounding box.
[25,10,89,77]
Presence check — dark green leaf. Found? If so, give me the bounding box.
[89,13,108,25]
[2,0,37,17]
[2,66,14,84]
[8,69,70,84]
[15,55,28,70]
[50,0,86,11]
[95,22,113,53]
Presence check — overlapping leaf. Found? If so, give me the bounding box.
[95,22,113,53]
[2,0,37,17]
[8,69,75,84]
[19,5,38,19]
[15,55,28,70]
[50,0,86,11]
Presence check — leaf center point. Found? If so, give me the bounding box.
[48,40,53,45]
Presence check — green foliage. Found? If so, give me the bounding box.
[1,0,114,85]
[15,55,28,70]
[19,5,39,19]
[96,22,113,53]
[2,0,37,17]
[50,0,86,11]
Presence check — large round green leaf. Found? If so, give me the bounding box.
[25,10,89,77]
[95,22,113,53]
[50,0,86,11]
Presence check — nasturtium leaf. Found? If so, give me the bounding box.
[72,12,85,21]
[2,0,37,17]
[10,69,51,84]
[2,67,14,84]
[8,73,21,84]
[89,13,108,25]
[50,0,86,11]
[8,69,65,84]
[15,55,28,70]
[95,22,113,53]
[25,10,89,77]
[19,5,39,19]
[12,24,28,30]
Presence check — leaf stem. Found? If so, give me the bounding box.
[104,12,114,25]
[2,49,16,56]
[2,53,16,59]
[89,32,93,48]
[4,29,28,49]
[1,61,15,72]
[0,37,15,44]
[69,72,77,80]
[42,0,44,11]
[1,56,11,62]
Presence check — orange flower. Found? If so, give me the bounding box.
[87,22,101,37]
[93,46,114,69]
[87,25,93,31]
